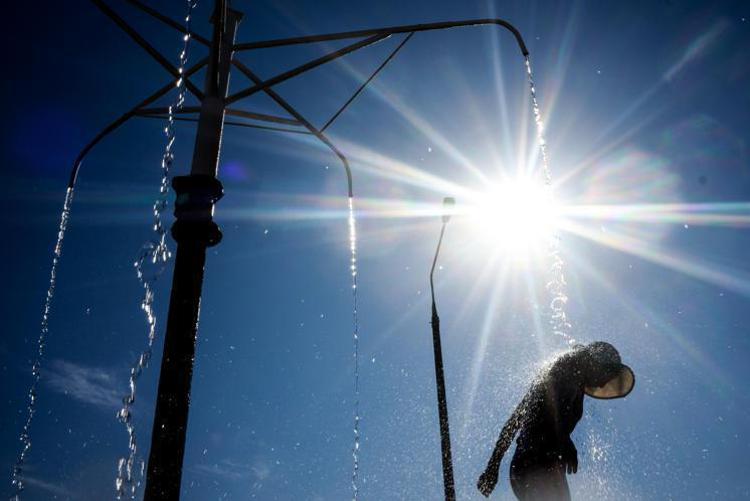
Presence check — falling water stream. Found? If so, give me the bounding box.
[523,56,632,499]
[10,188,74,500]
[114,2,198,498]
[524,56,575,346]
[347,197,362,501]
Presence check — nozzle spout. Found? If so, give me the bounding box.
[442,197,455,224]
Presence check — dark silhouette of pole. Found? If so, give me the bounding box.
[143,2,241,499]
[429,197,456,501]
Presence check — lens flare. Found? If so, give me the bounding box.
[465,177,561,259]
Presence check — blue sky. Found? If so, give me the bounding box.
[1,0,750,499]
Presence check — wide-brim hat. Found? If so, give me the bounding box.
[583,342,635,400]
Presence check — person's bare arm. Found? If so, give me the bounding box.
[477,389,535,497]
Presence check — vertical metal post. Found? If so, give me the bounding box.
[429,198,456,501]
[143,2,241,499]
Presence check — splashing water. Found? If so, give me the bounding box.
[348,196,362,501]
[115,2,198,498]
[524,56,575,346]
[10,187,74,500]
[579,406,630,499]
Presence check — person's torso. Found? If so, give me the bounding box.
[515,362,585,458]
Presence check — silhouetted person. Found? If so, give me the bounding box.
[477,341,634,500]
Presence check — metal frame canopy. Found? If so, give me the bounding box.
[67,1,530,499]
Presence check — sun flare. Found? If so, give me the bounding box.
[463,177,561,258]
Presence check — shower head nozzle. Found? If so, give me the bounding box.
[442,197,455,224]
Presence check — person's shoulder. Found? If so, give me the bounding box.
[547,350,584,381]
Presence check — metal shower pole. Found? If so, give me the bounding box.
[143,2,241,499]
[430,197,456,501]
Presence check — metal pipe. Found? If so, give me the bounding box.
[225,108,301,126]
[136,106,301,126]
[429,197,456,501]
[136,113,312,135]
[142,2,241,499]
[234,18,529,56]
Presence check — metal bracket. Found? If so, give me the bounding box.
[171,175,224,247]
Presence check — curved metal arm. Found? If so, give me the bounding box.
[234,18,529,56]
[227,18,528,107]
[67,57,208,188]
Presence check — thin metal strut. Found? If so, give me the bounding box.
[321,32,414,132]
[231,60,354,196]
[90,0,204,99]
[226,33,391,105]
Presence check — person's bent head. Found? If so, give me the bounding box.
[579,341,635,399]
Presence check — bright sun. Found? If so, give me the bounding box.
[465,177,561,258]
